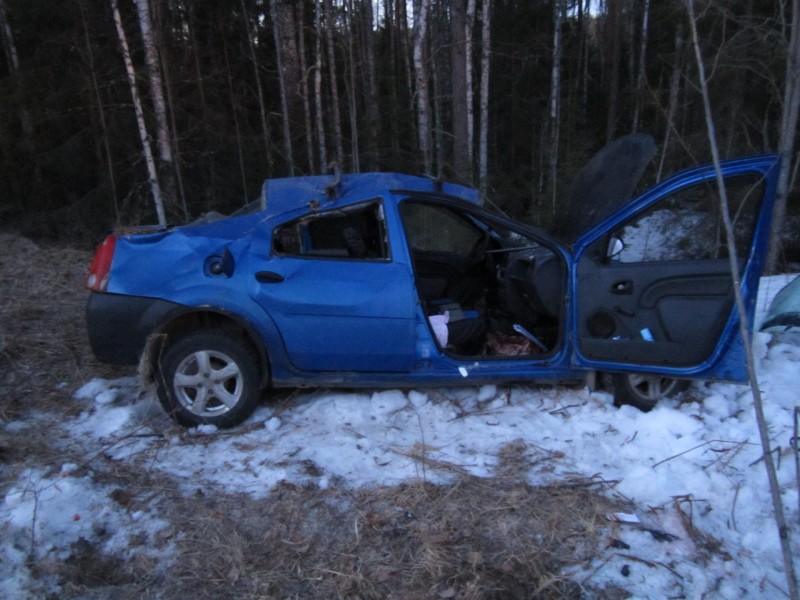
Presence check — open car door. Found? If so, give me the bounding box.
[572,155,779,382]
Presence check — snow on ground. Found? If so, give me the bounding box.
[2,275,800,597]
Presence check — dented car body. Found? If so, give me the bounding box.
[86,136,781,427]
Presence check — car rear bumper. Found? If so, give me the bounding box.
[86,292,183,365]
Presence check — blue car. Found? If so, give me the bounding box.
[85,135,780,427]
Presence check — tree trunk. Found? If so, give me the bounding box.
[451,0,471,183]
[604,0,622,142]
[153,2,189,219]
[361,0,380,170]
[270,0,298,175]
[549,0,563,211]
[345,0,360,172]
[110,0,166,226]
[432,2,447,177]
[325,0,345,169]
[397,0,416,123]
[78,0,119,223]
[297,2,316,173]
[657,25,684,183]
[414,0,433,175]
[465,0,477,182]
[134,0,171,167]
[134,0,178,218]
[241,0,275,176]
[631,0,650,132]
[1,0,36,188]
[478,0,491,197]
[222,36,250,207]
[0,0,18,73]
[314,0,328,171]
[767,0,800,273]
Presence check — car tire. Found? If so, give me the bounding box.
[157,330,261,428]
[608,373,687,411]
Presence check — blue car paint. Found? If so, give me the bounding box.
[95,157,779,391]
[570,154,781,382]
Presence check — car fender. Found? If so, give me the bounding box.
[155,283,301,383]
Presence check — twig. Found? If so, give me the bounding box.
[414,409,428,483]
[687,2,798,596]
[652,439,749,468]
[28,488,39,561]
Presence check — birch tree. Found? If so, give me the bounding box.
[451,0,471,182]
[344,0,360,172]
[465,0,476,178]
[478,0,491,196]
[314,0,328,170]
[134,0,185,220]
[110,0,166,226]
[134,1,171,166]
[414,0,433,175]
[548,0,564,209]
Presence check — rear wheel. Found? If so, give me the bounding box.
[157,330,261,428]
[609,373,687,411]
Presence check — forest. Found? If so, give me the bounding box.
[0,0,798,268]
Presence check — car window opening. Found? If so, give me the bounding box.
[399,199,564,360]
[272,200,389,260]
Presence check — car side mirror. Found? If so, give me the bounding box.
[606,237,624,260]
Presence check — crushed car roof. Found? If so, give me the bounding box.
[261,172,479,216]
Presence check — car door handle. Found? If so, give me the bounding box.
[611,280,632,294]
[614,305,635,317]
[256,271,285,283]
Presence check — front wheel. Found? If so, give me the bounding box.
[157,330,261,428]
[609,373,687,411]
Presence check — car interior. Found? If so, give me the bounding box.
[398,199,565,358]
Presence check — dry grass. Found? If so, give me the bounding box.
[1,233,626,599]
[0,234,125,421]
[156,459,619,600]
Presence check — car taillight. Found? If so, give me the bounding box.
[86,235,117,292]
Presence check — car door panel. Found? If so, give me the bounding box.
[573,156,780,376]
[252,258,416,372]
[577,258,732,366]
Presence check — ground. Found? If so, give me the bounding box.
[1,233,799,599]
